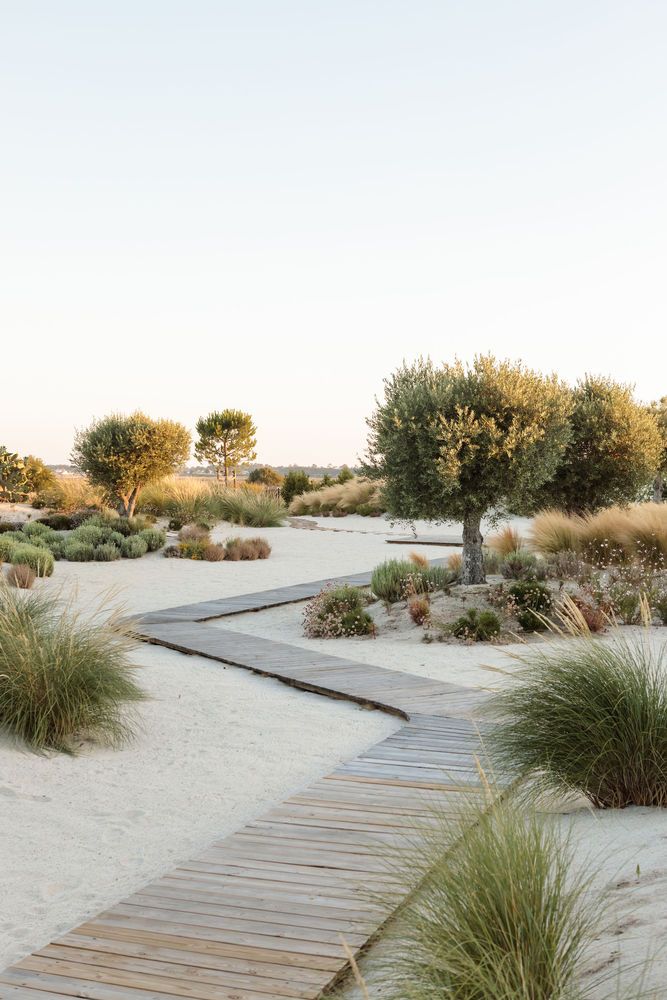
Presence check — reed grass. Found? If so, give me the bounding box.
[289,477,383,516]
[531,504,667,568]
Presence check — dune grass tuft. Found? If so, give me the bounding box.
[487,524,524,556]
[371,559,455,604]
[0,585,145,753]
[489,631,667,807]
[377,794,599,1000]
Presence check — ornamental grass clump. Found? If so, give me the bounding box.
[384,795,598,1000]
[487,525,524,556]
[0,585,145,753]
[211,487,286,527]
[371,559,454,604]
[6,564,36,589]
[303,585,376,638]
[489,631,667,808]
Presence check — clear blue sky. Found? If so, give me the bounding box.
[2,1,666,465]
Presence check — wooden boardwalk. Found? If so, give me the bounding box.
[0,574,492,1000]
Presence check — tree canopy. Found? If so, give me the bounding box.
[72,412,191,516]
[247,466,283,486]
[364,356,572,584]
[534,377,663,513]
[194,410,257,484]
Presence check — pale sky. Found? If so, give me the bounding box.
[2,1,666,465]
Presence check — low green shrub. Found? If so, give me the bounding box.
[303,585,375,638]
[21,521,55,540]
[11,544,54,577]
[36,513,74,530]
[449,608,501,641]
[0,536,19,562]
[0,585,145,752]
[507,580,552,631]
[371,559,453,603]
[138,528,166,552]
[489,633,667,807]
[63,542,97,562]
[70,524,108,547]
[177,539,207,559]
[500,550,545,581]
[121,536,148,559]
[94,543,122,562]
[0,521,22,534]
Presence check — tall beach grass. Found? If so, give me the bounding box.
[0,585,145,753]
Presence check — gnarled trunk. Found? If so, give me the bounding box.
[462,511,485,585]
[653,474,664,503]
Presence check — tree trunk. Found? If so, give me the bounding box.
[461,511,485,585]
[653,474,664,503]
[215,467,220,482]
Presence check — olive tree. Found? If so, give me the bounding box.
[72,412,191,516]
[364,356,572,584]
[535,377,663,513]
[194,410,257,485]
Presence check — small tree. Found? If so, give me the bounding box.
[72,412,191,516]
[649,396,667,502]
[336,465,354,484]
[281,470,313,506]
[247,466,283,487]
[0,447,27,502]
[364,357,572,584]
[535,377,663,514]
[194,410,257,485]
[23,455,56,495]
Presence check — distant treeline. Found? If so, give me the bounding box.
[48,463,359,480]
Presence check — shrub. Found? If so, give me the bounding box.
[36,513,74,531]
[70,524,108,547]
[507,580,552,631]
[138,528,166,552]
[223,537,244,561]
[7,564,36,589]
[11,544,54,578]
[371,559,454,603]
[178,524,210,543]
[386,795,598,999]
[566,594,607,633]
[481,547,502,574]
[21,521,55,540]
[544,549,590,581]
[94,543,122,562]
[247,466,283,487]
[0,586,145,753]
[177,539,207,559]
[487,525,523,556]
[245,536,271,559]
[202,543,227,561]
[303,585,376,638]
[63,542,96,562]
[408,594,431,625]
[0,521,22,534]
[449,608,501,641]
[489,633,667,807]
[281,470,313,506]
[121,535,148,559]
[500,550,545,581]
